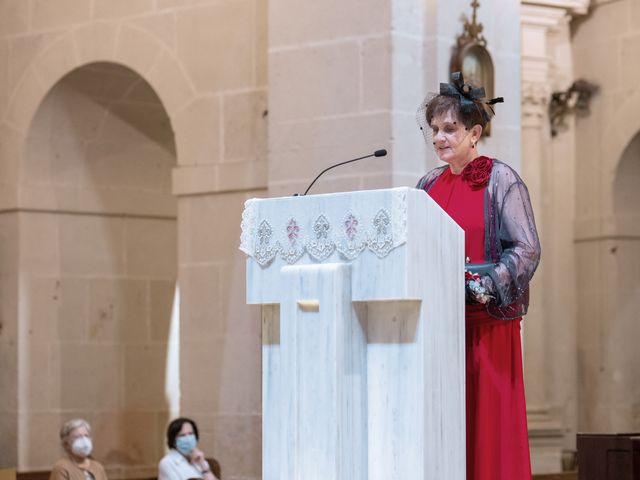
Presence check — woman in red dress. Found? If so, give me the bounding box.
[416,72,541,480]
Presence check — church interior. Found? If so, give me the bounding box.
[0,0,638,479]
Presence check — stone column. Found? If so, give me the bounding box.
[0,214,19,467]
[521,0,587,472]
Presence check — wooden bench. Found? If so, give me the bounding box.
[533,473,577,480]
[577,432,640,480]
[14,458,221,480]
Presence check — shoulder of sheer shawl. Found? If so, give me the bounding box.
[487,159,537,224]
[415,165,448,191]
[487,159,524,190]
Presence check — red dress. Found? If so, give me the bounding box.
[427,162,532,480]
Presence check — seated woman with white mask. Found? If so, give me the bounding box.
[158,418,219,480]
[50,419,107,480]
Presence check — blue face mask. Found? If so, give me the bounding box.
[175,434,197,455]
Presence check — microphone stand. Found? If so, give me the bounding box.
[300,149,387,196]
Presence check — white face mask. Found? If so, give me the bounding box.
[71,436,93,458]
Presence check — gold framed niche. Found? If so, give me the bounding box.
[451,42,495,137]
[450,1,496,137]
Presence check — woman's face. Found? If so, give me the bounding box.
[65,426,90,451]
[429,110,476,165]
[177,422,194,438]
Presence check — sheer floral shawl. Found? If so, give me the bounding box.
[416,160,541,320]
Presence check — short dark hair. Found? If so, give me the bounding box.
[425,93,488,130]
[166,417,199,449]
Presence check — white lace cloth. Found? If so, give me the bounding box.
[239,188,408,267]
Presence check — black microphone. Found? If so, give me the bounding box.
[298,149,388,196]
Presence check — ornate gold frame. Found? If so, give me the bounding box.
[450,1,495,136]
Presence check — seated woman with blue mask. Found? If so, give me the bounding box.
[158,418,219,480]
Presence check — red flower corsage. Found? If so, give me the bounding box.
[465,270,481,282]
[462,156,493,189]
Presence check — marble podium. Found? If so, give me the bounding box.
[240,187,465,480]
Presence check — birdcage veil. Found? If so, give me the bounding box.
[416,71,504,144]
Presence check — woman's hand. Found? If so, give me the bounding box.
[190,449,219,480]
[465,271,495,304]
[188,448,207,469]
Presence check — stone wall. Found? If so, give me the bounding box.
[0,0,570,478]
[520,2,584,471]
[0,1,267,479]
[572,0,640,434]
[13,62,177,476]
[268,0,521,196]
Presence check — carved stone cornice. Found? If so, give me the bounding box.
[522,81,550,125]
[520,5,568,80]
[523,82,549,105]
[520,1,579,125]
[521,3,571,31]
[521,0,589,16]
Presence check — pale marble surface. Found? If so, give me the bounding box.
[246,187,465,480]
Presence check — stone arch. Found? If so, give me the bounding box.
[578,97,640,433]
[600,129,640,431]
[602,92,640,174]
[18,61,179,473]
[23,61,178,215]
[4,23,196,166]
[613,131,640,226]
[599,90,640,219]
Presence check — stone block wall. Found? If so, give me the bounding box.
[177,190,262,479]
[572,0,640,434]
[0,2,267,479]
[10,61,177,477]
[0,0,531,479]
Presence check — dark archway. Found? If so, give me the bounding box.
[21,62,177,476]
[602,131,640,430]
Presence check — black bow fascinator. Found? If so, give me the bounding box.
[440,71,504,124]
[416,71,504,138]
